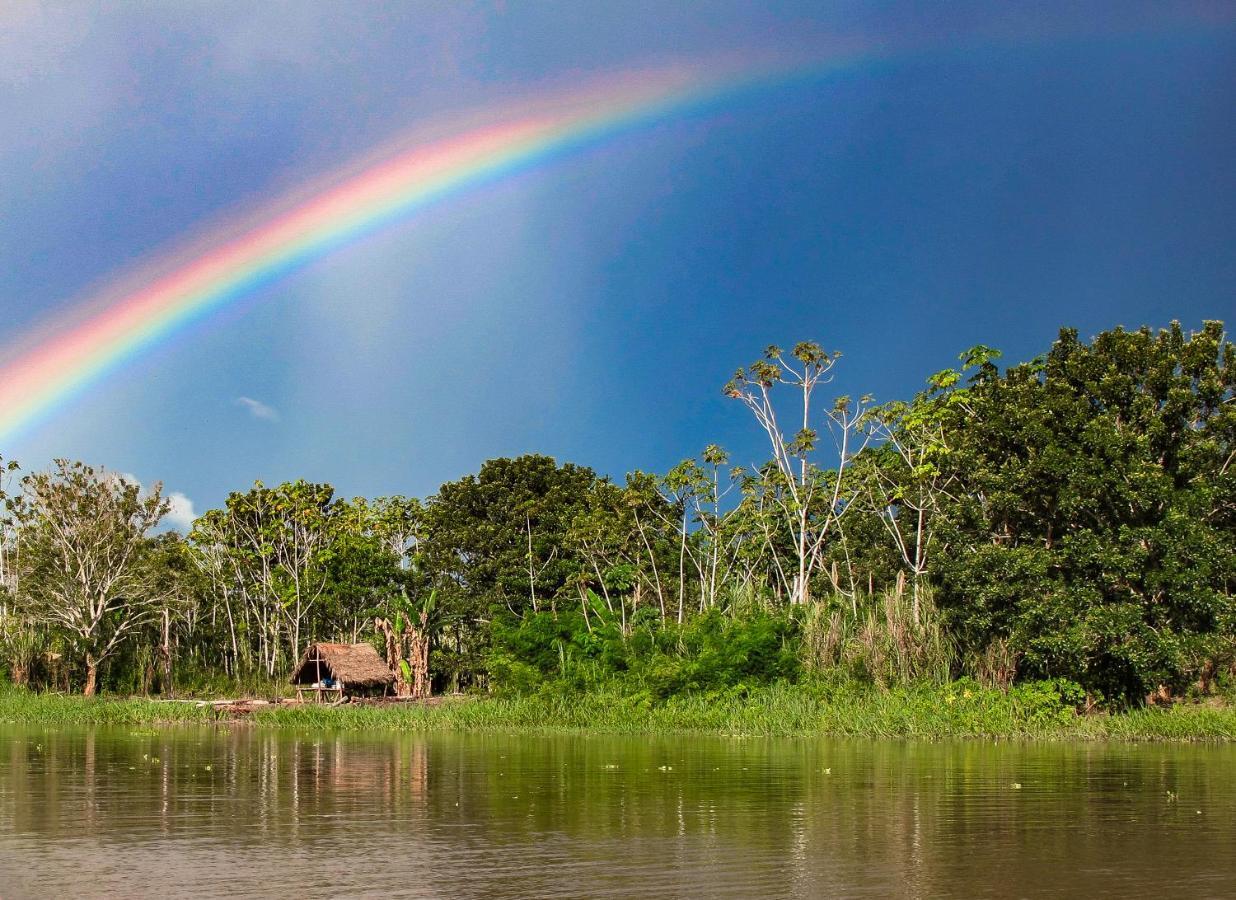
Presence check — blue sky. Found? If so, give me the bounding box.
[1,2,1233,524]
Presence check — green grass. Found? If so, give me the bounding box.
[2,680,1233,740]
[0,688,217,726]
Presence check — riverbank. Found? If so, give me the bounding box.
[1,682,1233,740]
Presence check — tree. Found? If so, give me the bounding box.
[696,444,742,612]
[0,454,20,593]
[321,501,415,643]
[725,342,873,605]
[859,347,999,624]
[187,508,251,677]
[343,495,424,569]
[140,532,199,696]
[565,477,641,633]
[620,471,677,621]
[189,480,341,677]
[655,447,742,619]
[0,455,40,685]
[8,461,168,695]
[935,322,1236,700]
[422,455,599,687]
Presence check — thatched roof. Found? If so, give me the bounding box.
[291,642,394,688]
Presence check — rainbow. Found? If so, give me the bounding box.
[1,15,1226,447]
[2,59,836,445]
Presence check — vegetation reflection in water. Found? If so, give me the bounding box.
[1,726,1235,897]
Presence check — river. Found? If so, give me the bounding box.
[0,726,1233,897]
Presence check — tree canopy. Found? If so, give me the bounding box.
[0,321,1230,704]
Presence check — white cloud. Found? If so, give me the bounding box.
[165,491,198,531]
[236,396,280,421]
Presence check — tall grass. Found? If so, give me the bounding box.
[803,584,954,687]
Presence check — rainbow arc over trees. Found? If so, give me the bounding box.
[0,9,1227,446]
[0,61,819,443]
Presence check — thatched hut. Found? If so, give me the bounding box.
[291,643,394,700]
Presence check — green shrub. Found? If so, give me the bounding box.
[1007,678,1087,726]
[487,608,800,698]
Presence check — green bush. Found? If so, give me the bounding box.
[1007,678,1087,726]
[487,608,800,698]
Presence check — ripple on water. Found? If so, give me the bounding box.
[1,728,1234,898]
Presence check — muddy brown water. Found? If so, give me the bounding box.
[1,726,1234,898]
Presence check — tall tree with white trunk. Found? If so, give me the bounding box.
[725,342,873,606]
[9,460,168,695]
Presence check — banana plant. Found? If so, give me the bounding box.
[374,589,436,698]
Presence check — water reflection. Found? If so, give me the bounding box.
[1,726,1233,897]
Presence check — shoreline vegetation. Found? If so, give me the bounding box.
[2,322,1233,731]
[2,683,1233,741]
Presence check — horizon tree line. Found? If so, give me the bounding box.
[1,319,1231,702]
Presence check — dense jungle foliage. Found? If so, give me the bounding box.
[1,321,1232,706]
